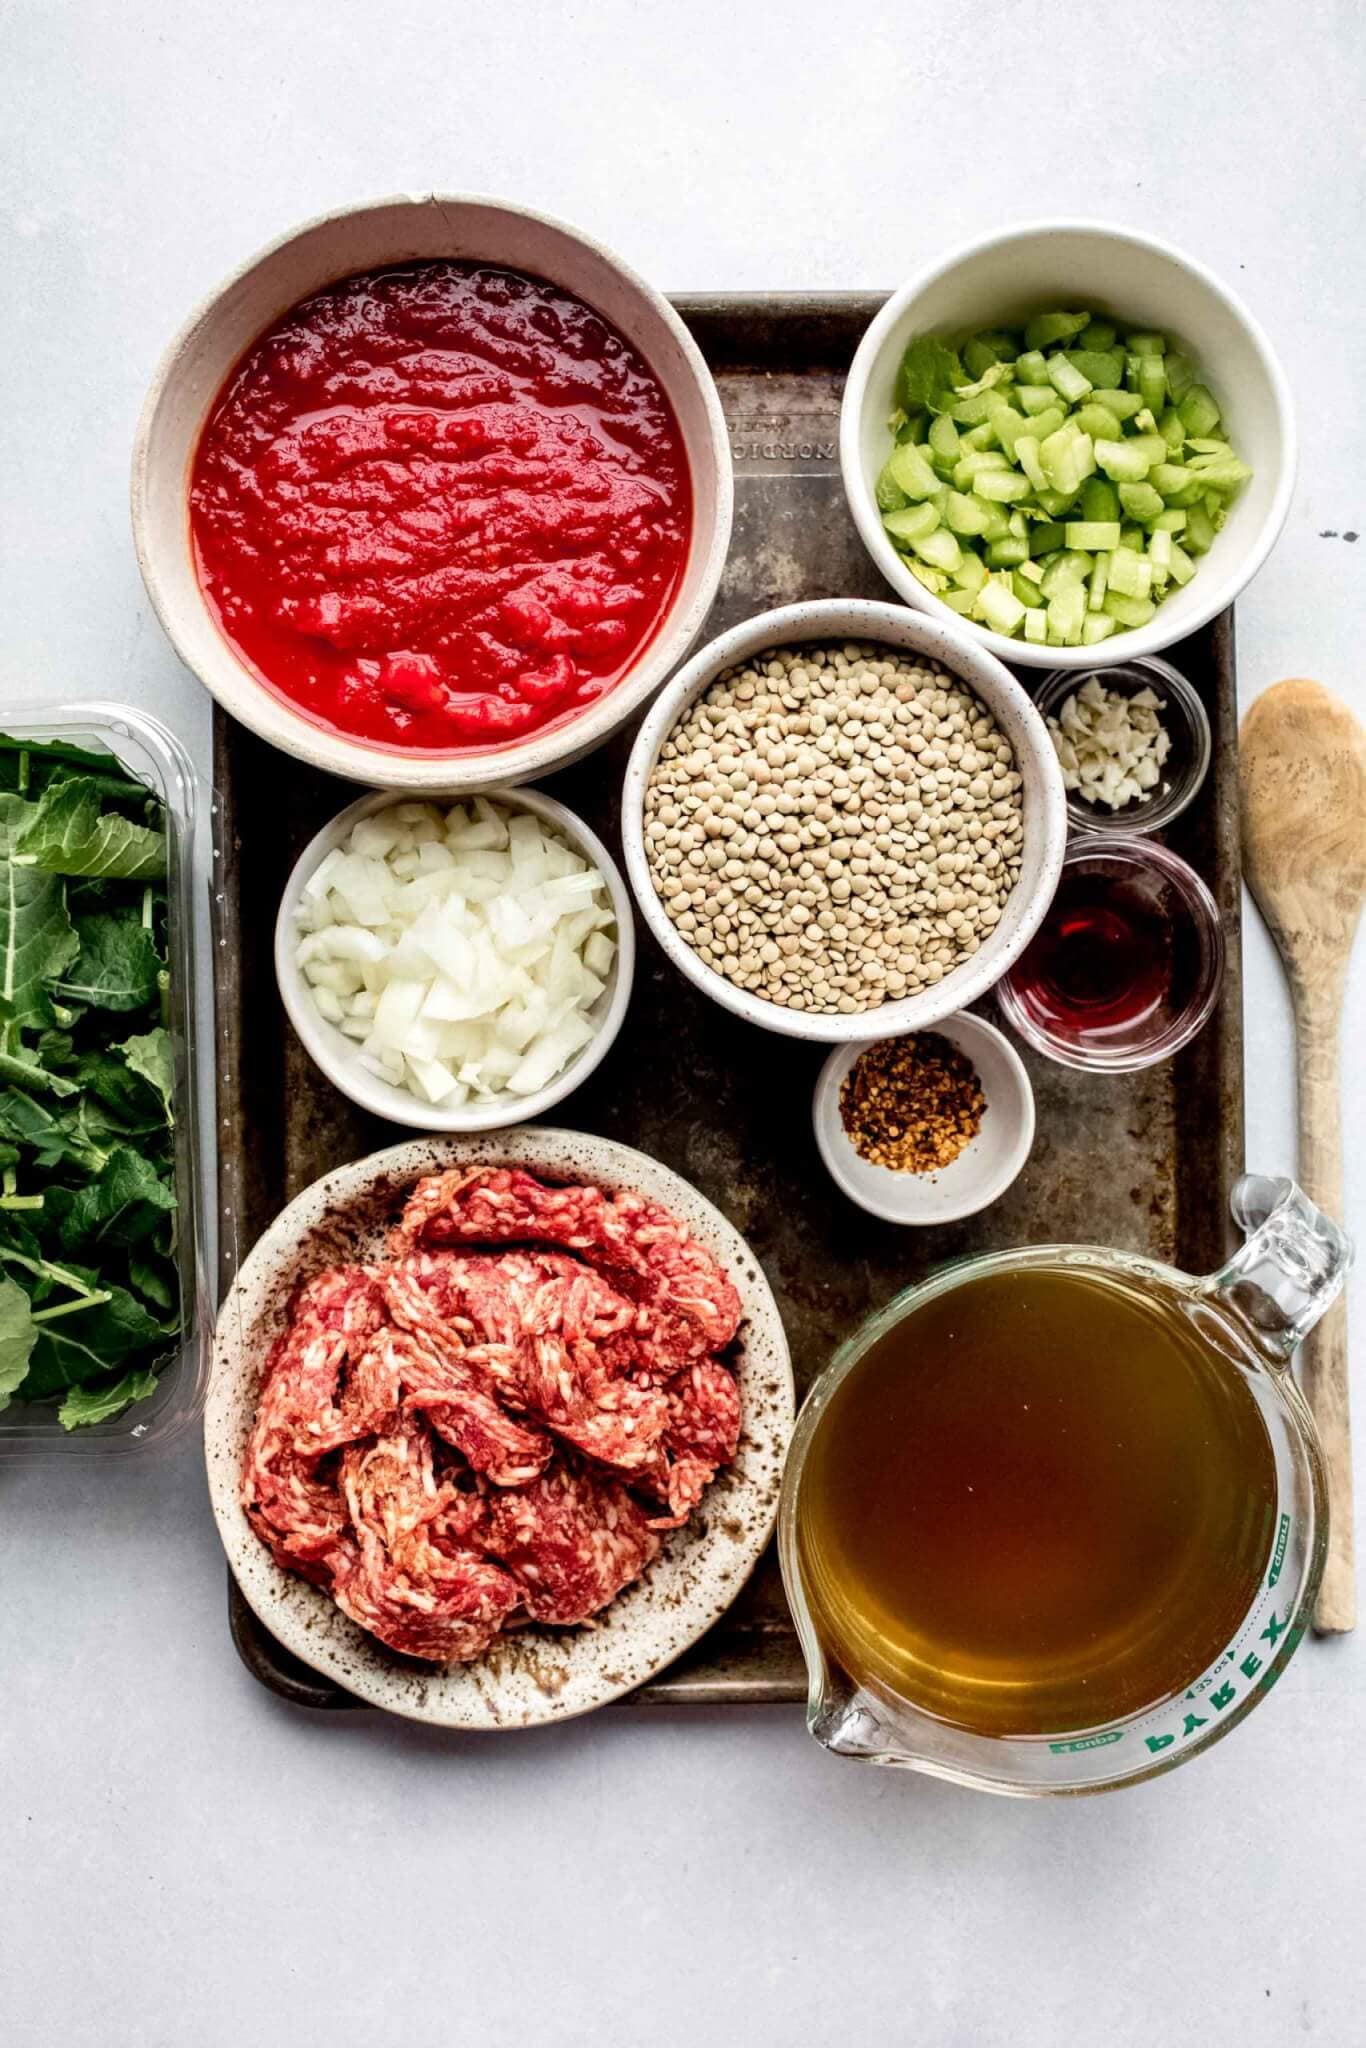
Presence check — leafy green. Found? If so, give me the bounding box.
[59,1368,158,1429]
[45,1146,176,1254]
[52,912,161,1012]
[0,737,182,1427]
[895,336,966,415]
[0,812,79,1024]
[0,1275,36,1409]
[12,776,167,881]
[119,1028,175,1124]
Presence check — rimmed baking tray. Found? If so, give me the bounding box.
[213,294,1244,1709]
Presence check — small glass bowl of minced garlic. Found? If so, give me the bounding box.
[1034,655,1211,837]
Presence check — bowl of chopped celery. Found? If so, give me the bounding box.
[840,222,1295,669]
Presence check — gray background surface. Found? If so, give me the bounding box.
[3,4,1363,2043]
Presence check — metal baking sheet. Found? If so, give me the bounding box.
[213,292,1245,1712]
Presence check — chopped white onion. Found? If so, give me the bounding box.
[294,800,617,1108]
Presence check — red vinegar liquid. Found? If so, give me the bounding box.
[1009,868,1176,1047]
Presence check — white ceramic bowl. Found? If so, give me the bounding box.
[840,220,1296,670]
[132,191,733,789]
[621,598,1067,1044]
[813,1011,1035,1224]
[206,1130,794,1728]
[275,785,634,1130]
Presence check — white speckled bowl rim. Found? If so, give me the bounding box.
[206,1129,794,1728]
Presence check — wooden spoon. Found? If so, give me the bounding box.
[1241,678,1366,1632]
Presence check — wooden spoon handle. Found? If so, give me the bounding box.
[1294,979,1355,1631]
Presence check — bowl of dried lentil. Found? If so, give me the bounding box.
[812,1013,1036,1225]
[621,599,1067,1042]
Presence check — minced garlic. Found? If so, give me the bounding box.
[1047,676,1171,810]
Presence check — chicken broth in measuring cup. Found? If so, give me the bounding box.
[795,1263,1277,1738]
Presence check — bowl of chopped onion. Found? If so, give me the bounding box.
[840,220,1295,669]
[274,788,634,1130]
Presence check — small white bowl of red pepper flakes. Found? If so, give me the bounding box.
[812,1010,1034,1225]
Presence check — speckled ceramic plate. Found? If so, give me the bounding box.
[205,1129,794,1728]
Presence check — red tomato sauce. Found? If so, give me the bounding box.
[189,263,692,750]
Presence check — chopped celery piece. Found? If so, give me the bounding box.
[1040,551,1091,598]
[1151,461,1193,498]
[1188,456,1253,495]
[1178,384,1221,437]
[954,448,1011,487]
[1047,354,1093,403]
[991,407,1032,456]
[1137,355,1167,414]
[882,502,940,545]
[878,314,1247,645]
[1104,591,1157,628]
[1118,481,1164,522]
[963,336,1002,379]
[1038,424,1096,496]
[887,440,942,500]
[1024,311,1090,351]
[1091,386,1144,421]
[1064,348,1125,390]
[1073,402,1123,444]
[973,467,1033,502]
[950,390,1003,426]
[1088,550,1110,611]
[1080,477,1121,523]
[1107,547,1153,599]
[875,464,909,513]
[1015,435,1047,493]
[1095,436,1156,483]
[1065,520,1121,551]
[912,527,963,572]
[944,490,993,536]
[977,579,1026,634]
[986,538,1029,567]
[1165,352,1195,402]
[1150,528,1174,585]
[928,414,961,464]
[1047,584,1087,645]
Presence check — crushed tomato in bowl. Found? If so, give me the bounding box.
[190,262,692,751]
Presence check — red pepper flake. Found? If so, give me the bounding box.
[839,1031,985,1174]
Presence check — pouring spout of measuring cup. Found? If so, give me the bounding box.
[1202,1174,1354,1365]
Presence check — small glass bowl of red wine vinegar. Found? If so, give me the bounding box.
[997,837,1225,1071]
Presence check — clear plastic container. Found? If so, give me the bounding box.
[0,702,214,1455]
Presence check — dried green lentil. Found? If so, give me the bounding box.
[642,643,1024,1014]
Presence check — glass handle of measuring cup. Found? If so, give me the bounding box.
[1202,1173,1354,1364]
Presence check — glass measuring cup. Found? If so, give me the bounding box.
[778,1175,1350,1795]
